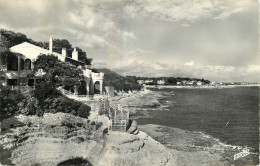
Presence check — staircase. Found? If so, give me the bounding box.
[58,86,130,132]
[95,95,129,132]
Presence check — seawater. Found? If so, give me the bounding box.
[136,86,259,151]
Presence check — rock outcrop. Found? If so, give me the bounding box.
[98,131,173,166]
[0,113,175,166]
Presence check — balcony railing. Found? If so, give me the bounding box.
[92,72,104,79]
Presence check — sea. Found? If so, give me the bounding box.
[132,86,259,152]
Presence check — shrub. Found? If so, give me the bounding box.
[32,79,91,119]
[18,96,42,116]
[0,85,25,121]
[42,95,91,118]
[61,121,73,128]
[33,81,61,107]
[77,104,91,118]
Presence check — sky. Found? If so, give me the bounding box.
[0,0,259,82]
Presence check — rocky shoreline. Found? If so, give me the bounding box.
[0,112,175,166]
[138,124,253,166]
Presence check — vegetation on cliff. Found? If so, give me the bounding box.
[95,68,142,91]
[0,54,91,120]
[33,54,83,88]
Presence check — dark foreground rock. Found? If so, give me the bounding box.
[0,113,176,166]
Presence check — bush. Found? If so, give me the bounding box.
[61,121,73,128]
[77,104,91,118]
[42,95,91,118]
[18,96,42,116]
[33,81,61,107]
[32,78,91,119]
[0,85,25,121]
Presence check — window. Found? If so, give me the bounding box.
[7,54,18,71]
[25,59,31,70]
[28,79,35,86]
[7,79,18,86]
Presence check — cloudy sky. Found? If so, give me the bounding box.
[0,0,259,82]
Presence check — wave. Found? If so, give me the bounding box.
[193,131,257,153]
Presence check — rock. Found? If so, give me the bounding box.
[126,119,138,134]
[98,131,172,166]
[1,113,175,166]
[1,117,25,131]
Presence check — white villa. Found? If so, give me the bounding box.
[0,37,104,96]
[196,81,203,86]
[157,80,165,85]
[144,80,153,84]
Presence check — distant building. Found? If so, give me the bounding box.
[210,81,216,85]
[157,80,165,85]
[181,81,187,85]
[145,80,153,84]
[137,80,144,85]
[196,81,202,86]
[186,81,194,86]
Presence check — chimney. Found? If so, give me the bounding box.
[72,47,78,61]
[49,36,53,53]
[62,48,66,56]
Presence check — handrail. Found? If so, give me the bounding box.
[95,94,129,131]
[57,87,74,96]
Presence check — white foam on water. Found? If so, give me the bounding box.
[194,131,256,153]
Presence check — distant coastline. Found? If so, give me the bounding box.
[146,84,260,89]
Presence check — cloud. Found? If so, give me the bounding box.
[0,0,136,49]
[0,0,258,82]
[214,7,244,19]
[111,61,260,82]
[184,61,194,66]
[97,46,260,82]
[123,31,136,40]
[124,0,253,26]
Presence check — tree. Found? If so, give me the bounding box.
[45,38,93,66]
[76,47,93,65]
[33,54,83,88]
[168,77,177,85]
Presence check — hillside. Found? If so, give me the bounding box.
[94,68,142,91]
